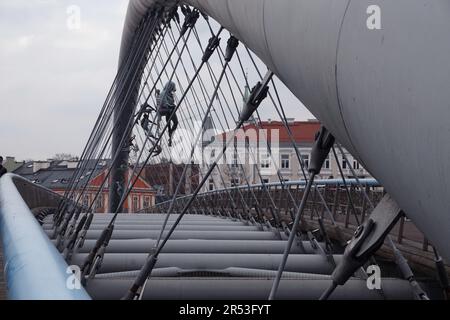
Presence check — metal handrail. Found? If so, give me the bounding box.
[146,178,380,208]
[0,174,91,300]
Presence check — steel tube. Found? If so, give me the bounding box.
[71,253,341,274]
[86,277,439,300]
[0,174,91,300]
[65,230,282,240]
[49,225,260,232]
[95,268,333,280]
[76,239,322,254]
[181,0,450,261]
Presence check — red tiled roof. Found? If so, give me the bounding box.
[89,168,154,191]
[217,120,320,144]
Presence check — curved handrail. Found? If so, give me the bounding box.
[0,174,91,300]
[147,178,380,209]
[197,178,380,196]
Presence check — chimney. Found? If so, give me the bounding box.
[66,161,79,169]
[33,161,50,173]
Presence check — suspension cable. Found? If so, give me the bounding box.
[79,18,222,283]
[122,35,248,299]
[54,12,160,240]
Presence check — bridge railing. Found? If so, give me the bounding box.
[142,179,430,252]
[0,174,90,300]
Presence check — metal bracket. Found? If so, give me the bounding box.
[166,5,180,25]
[202,34,221,62]
[225,36,239,62]
[180,9,199,36]
[332,193,402,285]
[239,71,273,124]
[309,127,335,174]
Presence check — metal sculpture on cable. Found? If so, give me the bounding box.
[1,1,449,301]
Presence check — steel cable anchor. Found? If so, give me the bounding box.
[320,194,408,300]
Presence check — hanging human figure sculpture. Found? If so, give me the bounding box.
[139,104,161,157]
[157,81,179,147]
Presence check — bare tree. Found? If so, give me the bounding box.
[53,153,78,161]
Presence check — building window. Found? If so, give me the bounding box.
[324,156,330,169]
[342,156,347,169]
[143,196,151,209]
[301,154,309,169]
[281,154,290,169]
[82,194,89,208]
[96,194,103,210]
[353,160,360,170]
[231,178,240,187]
[245,137,250,164]
[132,196,139,212]
[208,179,214,191]
[262,178,270,184]
[261,152,271,169]
[232,151,239,168]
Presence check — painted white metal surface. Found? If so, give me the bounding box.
[0,174,91,300]
[121,0,450,260]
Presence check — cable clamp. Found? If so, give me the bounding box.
[166,5,180,25]
[331,194,402,286]
[202,35,221,62]
[309,127,335,175]
[225,36,239,62]
[239,71,273,123]
[180,9,199,36]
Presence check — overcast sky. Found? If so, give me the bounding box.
[0,0,313,162]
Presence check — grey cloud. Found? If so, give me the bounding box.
[0,1,313,162]
[0,0,129,161]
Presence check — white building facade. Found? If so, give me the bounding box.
[201,120,372,191]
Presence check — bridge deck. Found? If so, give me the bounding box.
[0,212,445,300]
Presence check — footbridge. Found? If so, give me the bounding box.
[1,0,450,300]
